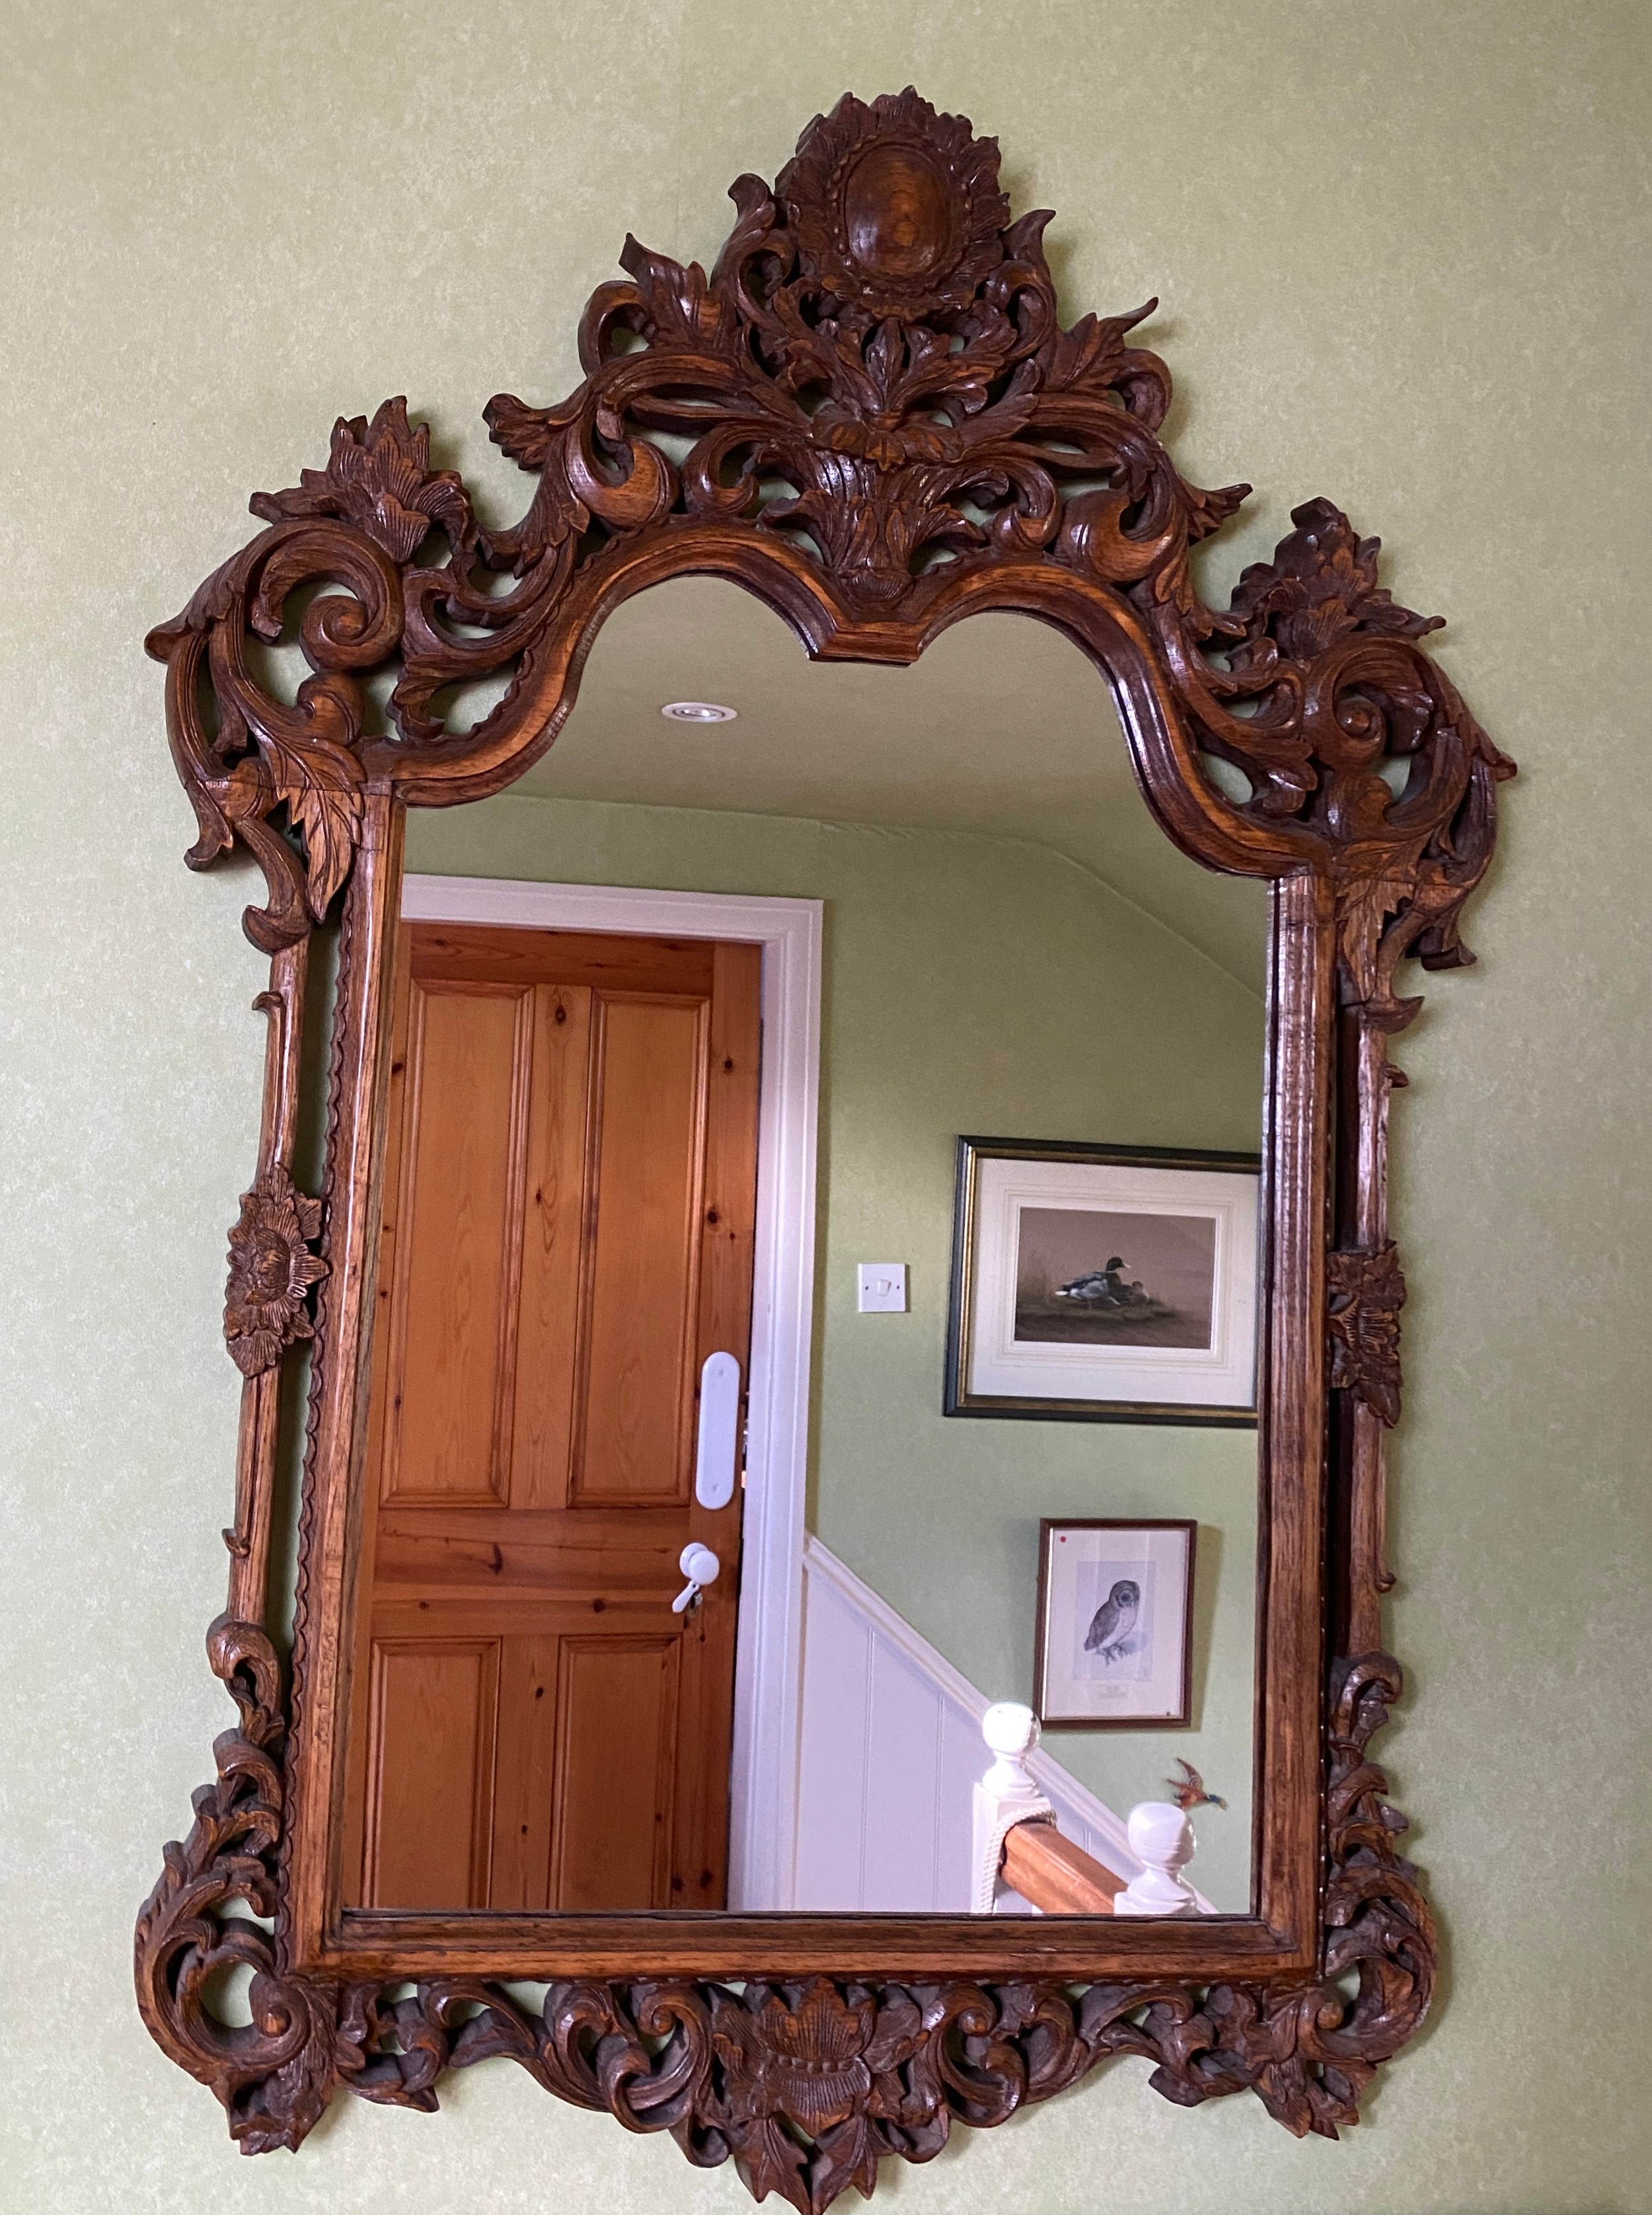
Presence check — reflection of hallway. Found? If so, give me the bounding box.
[789,1538,1209,1913]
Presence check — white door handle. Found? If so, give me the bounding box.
[694,1351,741,1509]
[672,1542,722,1615]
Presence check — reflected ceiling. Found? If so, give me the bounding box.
[519,578,1267,992]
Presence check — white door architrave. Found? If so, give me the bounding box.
[400,873,823,1912]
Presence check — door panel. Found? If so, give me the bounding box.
[344,923,762,1915]
[384,980,533,1506]
[550,1636,681,1910]
[509,983,593,1510]
[574,994,708,1506]
[363,1639,500,1909]
[489,1633,559,1911]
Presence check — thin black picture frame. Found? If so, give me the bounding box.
[942,1136,1263,1427]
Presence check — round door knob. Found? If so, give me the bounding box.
[672,1543,722,1614]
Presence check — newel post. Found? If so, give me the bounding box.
[971,1701,1055,1914]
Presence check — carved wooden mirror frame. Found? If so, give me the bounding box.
[135,89,1511,2210]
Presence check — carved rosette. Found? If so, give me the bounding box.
[140,83,1500,2204]
[223,1165,326,1377]
[1328,1242,1407,1425]
[778,88,1010,318]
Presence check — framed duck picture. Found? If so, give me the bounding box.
[944,1137,1261,1424]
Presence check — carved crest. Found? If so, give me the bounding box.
[147,87,1511,997]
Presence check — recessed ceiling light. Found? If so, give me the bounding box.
[661,700,737,724]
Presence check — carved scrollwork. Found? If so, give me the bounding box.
[133,1646,1427,2201]
[486,83,1239,621]
[135,1626,1425,2202]
[1328,1243,1407,1425]
[147,87,1513,1042]
[133,1622,450,2148]
[1207,499,1517,1029]
[132,1621,340,2151]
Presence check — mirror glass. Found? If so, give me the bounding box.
[342,576,1267,1919]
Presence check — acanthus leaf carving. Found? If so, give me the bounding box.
[148,88,1512,1066]
[136,1647,1431,2202]
[249,397,476,566]
[1201,497,1516,1023]
[1328,1242,1407,1426]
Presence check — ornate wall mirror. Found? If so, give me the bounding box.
[136,87,1512,2208]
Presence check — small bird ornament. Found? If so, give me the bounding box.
[1166,1758,1226,1811]
[1082,1576,1140,1663]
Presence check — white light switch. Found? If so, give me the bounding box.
[856,1263,908,1313]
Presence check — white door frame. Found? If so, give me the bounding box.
[400,873,822,1910]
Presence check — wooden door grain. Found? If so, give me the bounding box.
[344,923,762,1912]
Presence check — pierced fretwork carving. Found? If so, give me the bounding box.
[136,1639,1428,2204]
[147,87,1512,982]
[139,83,1511,2203]
[133,1621,347,2152]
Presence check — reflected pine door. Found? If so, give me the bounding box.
[342,922,761,1912]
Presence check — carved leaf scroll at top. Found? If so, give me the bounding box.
[148,85,1513,1029]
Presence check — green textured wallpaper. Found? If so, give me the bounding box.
[406,791,1264,1908]
[4,4,1649,2211]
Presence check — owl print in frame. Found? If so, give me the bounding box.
[1033,1518,1197,1728]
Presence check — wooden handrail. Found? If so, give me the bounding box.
[1000,1818,1125,1915]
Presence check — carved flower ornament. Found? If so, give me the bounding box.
[705,1981,934,2204]
[714,1982,885,2132]
[223,1165,326,1378]
[1228,498,1445,667]
[1327,1241,1407,1426]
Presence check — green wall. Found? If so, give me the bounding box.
[408,791,1264,1909]
[5,4,1649,2211]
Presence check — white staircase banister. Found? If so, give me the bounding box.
[972,1704,1207,1917]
